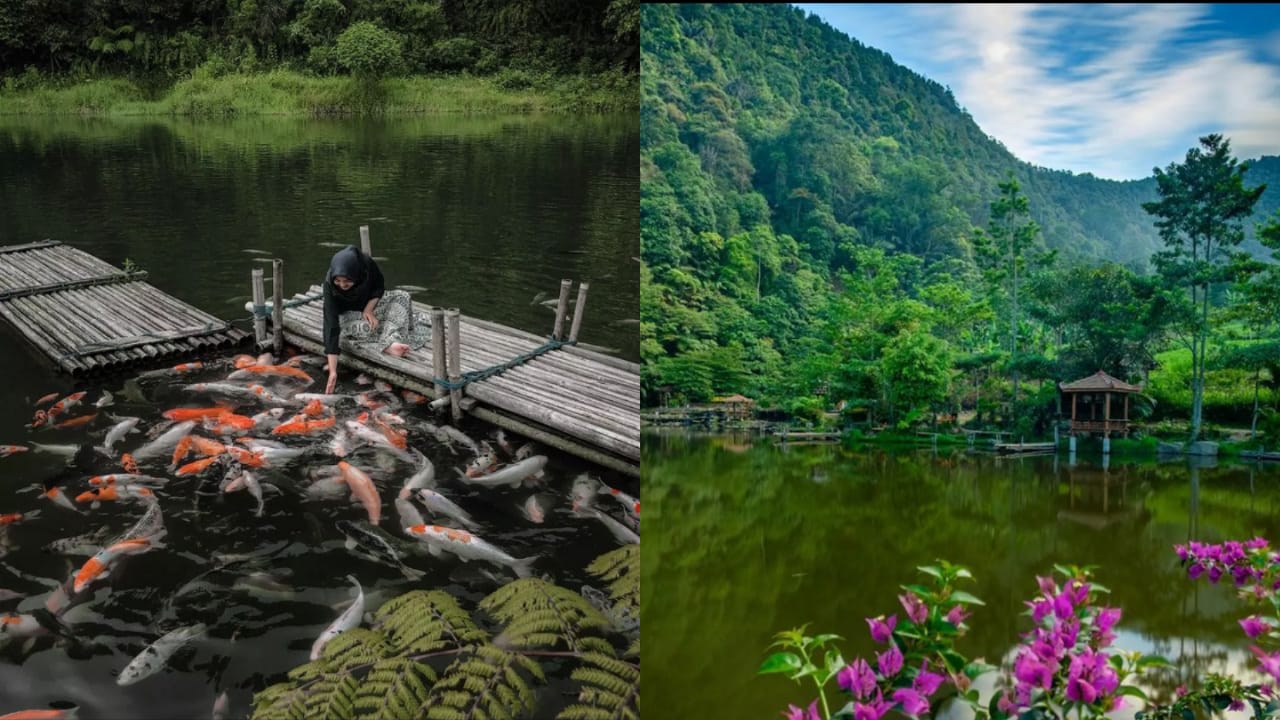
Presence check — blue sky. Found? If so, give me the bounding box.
[793,3,1280,180]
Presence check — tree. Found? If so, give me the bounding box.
[973,175,1049,406]
[1142,134,1265,442]
[334,21,404,79]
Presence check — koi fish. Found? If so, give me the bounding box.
[227,364,314,384]
[0,445,28,458]
[464,445,499,477]
[439,425,480,454]
[521,494,547,524]
[96,416,140,456]
[232,354,258,369]
[459,456,548,489]
[46,392,87,422]
[73,537,157,593]
[162,407,233,423]
[0,707,77,720]
[271,415,335,436]
[172,361,204,373]
[336,520,416,574]
[338,461,382,525]
[120,453,139,475]
[43,487,80,513]
[176,456,223,477]
[203,412,256,435]
[28,409,47,429]
[87,474,168,487]
[53,413,97,430]
[224,446,265,468]
[76,485,156,506]
[182,383,276,403]
[0,613,48,639]
[34,392,60,407]
[598,482,640,521]
[310,575,363,660]
[573,505,640,546]
[397,450,435,499]
[94,391,114,409]
[416,489,479,531]
[301,399,326,417]
[131,421,196,463]
[0,512,35,526]
[404,524,536,578]
[401,390,427,405]
[116,622,207,686]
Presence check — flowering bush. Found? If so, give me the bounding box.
[761,552,1280,720]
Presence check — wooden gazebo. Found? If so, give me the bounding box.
[712,393,756,420]
[1059,370,1143,437]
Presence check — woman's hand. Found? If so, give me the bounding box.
[364,309,379,332]
[325,369,338,394]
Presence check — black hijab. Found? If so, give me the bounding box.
[326,246,367,300]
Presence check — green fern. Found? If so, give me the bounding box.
[422,644,544,720]
[481,578,613,654]
[374,590,488,654]
[587,546,639,628]
[354,658,437,720]
[556,651,640,720]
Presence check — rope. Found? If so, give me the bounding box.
[431,336,576,391]
[250,292,323,318]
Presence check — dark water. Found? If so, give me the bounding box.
[0,116,639,719]
[643,430,1280,719]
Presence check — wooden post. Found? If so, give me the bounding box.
[360,225,371,257]
[251,268,266,344]
[447,308,462,421]
[568,282,589,342]
[552,278,572,340]
[431,307,446,400]
[272,259,284,357]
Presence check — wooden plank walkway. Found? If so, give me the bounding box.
[0,240,250,375]
[276,283,641,477]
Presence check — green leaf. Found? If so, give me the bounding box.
[900,583,931,596]
[988,692,1011,720]
[948,590,986,606]
[1137,654,1171,670]
[758,652,802,676]
[918,565,943,581]
[1089,582,1111,594]
[954,568,974,580]
[824,649,845,681]
[963,661,997,680]
[792,662,818,681]
[1118,685,1149,702]
[810,633,844,648]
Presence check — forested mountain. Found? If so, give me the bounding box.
[640,3,1280,430]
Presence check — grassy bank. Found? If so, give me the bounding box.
[0,69,636,116]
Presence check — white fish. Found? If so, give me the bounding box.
[242,249,271,255]
[182,383,276,404]
[398,450,435,499]
[294,393,354,406]
[30,442,82,457]
[329,427,356,457]
[514,442,538,461]
[439,426,480,453]
[571,474,599,510]
[404,525,536,578]
[95,390,115,408]
[395,497,426,531]
[131,421,196,463]
[96,416,141,456]
[398,285,427,293]
[310,575,364,660]
[464,445,498,477]
[597,481,639,522]
[213,691,230,720]
[0,612,48,639]
[233,572,295,601]
[521,494,547,524]
[574,506,640,546]
[116,622,207,686]
[243,472,265,517]
[344,421,413,463]
[460,456,548,489]
[416,489,479,531]
[356,374,373,385]
[250,408,286,432]
[494,429,514,455]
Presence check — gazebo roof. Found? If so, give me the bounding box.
[714,393,755,404]
[1058,370,1142,393]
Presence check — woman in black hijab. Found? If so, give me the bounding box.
[323,245,385,393]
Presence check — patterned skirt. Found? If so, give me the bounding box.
[337,289,432,352]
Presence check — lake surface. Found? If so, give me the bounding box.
[643,430,1280,719]
[0,115,638,719]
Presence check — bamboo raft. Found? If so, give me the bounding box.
[995,441,1058,454]
[251,228,640,477]
[0,240,250,375]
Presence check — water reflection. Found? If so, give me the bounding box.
[643,430,1280,719]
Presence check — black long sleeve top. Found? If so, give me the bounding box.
[322,245,385,355]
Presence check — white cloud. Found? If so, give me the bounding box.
[794,3,1280,179]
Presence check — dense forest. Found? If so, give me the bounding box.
[640,3,1280,442]
[0,0,637,82]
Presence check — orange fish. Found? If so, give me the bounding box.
[0,709,79,719]
[76,485,155,503]
[302,399,326,418]
[271,415,335,436]
[34,392,60,407]
[204,412,256,433]
[121,453,139,475]
[338,461,382,525]
[29,409,47,429]
[229,364,313,383]
[401,390,428,405]
[54,412,97,430]
[0,513,25,525]
[232,354,258,369]
[163,406,233,422]
[46,391,87,421]
[224,446,265,467]
[43,487,77,512]
[172,361,204,373]
[170,435,194,467]
[176,456,223,476]
[0,445,28,457]
[376,420,407,450]
[73,537,154,593]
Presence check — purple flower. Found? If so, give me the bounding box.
[1027,598,1052,624]
[1208,565,1224,583]
[892,688,929,718]
[913,662,945,696]
[1013,652,1053,689]
[1066,676,1098,704]
[997,692,1018,714]
[783,705,804,720]
[1053,589,1075,620]
[838,658,878,700]
[944,605,970,626]
[851,695,893,720]
[1241,616,1272,639]
[1252,646,1280,682]
[1187,562,1205,580]
[899,592,928,624]
[876,644,903,678]
[866,614,896,644]
[1036,575,1057,596]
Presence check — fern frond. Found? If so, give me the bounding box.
[319,628,394,670]
[353,657,438,720]
[374,590,488,654]
[555,651,640,720]
[251,681,308,720]
[625,637,638,658]
[587,546,638,619]
[422,644,543,720]
[481,578,611,652]
[302,672,361,720]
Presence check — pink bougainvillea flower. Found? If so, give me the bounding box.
[784,704,805,720]
[838,658,877,700]
[892,688,929,718]
[944,605,970,626]
[1036,575,1057,595]
[1066,676,1099,704]
[1241,616,1272,639]
[913,662,945,696]
[1251,645,1280,683]
[898,592,928,624]
[866,614,896,644]
[876,644,903,678]
[851,695,893,720]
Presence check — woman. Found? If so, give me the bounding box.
[322,245,430,393]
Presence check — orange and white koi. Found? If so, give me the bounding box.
[163,406,233,423]
[460,455,547,489]
[403,524,536,577]
[0,612,48,639]
[0,512,34,526]
[416,489,478,531]
[46,391,87,421]
[130,420,195,463]
[598,482,639,520]
[121,453,140,475]
[224,446,265,468]
[401,390,428,405]
[272,415,335,436]
[172,361,204,373]
[73,537,156,593]
[227,364,313,384]
[175,456,224,477]
[76,485,156,505]
[232,354,258,369]
[43,487,80,513]
[0,445,28,458]
[53,413,97,430]
[0,706,78,719]
[204,412,257,435]
[87,473,168,487]
[34,392,61,407]
[302,399,326,418]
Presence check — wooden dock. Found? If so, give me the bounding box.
[253,229,640,477]
[995,441,1058,454]
[0,240,250,375]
